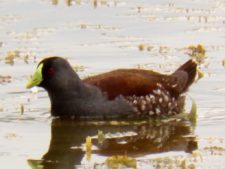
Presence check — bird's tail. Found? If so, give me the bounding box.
[173,59,197,93]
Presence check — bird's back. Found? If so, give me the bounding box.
[83,59,197,100]
[83,60,197,117]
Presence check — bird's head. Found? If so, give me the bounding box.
[26,57,80,92]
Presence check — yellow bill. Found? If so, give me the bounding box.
[26,63,43,89]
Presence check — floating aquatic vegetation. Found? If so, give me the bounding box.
[51,0,58,5]
[185,44,206,64]
[5,50,20,65]
[204,146,225,156]
[51,0,82,6]
[8,27,56,43]
[50,0,122,7]
[5,133,17,140]
[98,130,105,145]
[4,49,29,65]
[0,15,21,24]
[138,43,171,56]
[85,136,92,160]
[136,6,142,13]
[72,64,86,72]
[222,59,225,67]
[134,150,202,169]
[138,43,156,52]
[105,155,137,169]
[19,103,24,115]
[73,22,117,31]
[92,0,98,7]
[65,0,73,6]
[94,150,210,169]
[0,104,3,112]
[159,46,170,55]
[0,75,11,84]
[146,46,154,52]
[191,150,203,162]
[188,98,197,127]
[27,160,43,169]
[138,44,145,51]
[196,68,204,81]
[80,23,87,29]
[75,0,81,5]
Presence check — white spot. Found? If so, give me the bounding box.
[146,134,150,139]
[157,89,162,95]
[153,90,158,95]
[133,100,137,104]
[133,107,139,112]
[149,111,154,115]
[171,84,178,88]
[161,90,166,96]
[141,104,146,111]
[150,94,154,99]
[164,95,169,102]
[159,97,163,103]
[152,97,156,103]
[146,96,151,102]
[149,94,156,103]
[156,108,161,115]
[166,91,170,95]
[156,83,162,88]
[142,100,147,105]
[127,101,133,106]
[155,137,162,143]
[168,102,172,107]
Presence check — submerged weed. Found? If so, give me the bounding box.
[98,130,105,145]
[185,44,206,64]
[222,59,225,67]
[85,136,92,160]
[138,44,145,51]
[4,49,29,65]
[106,155,137,169]
[0,75,11,84]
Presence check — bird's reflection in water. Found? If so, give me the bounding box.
[28,117,197,169]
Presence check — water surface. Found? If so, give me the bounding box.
[0,0,225,168]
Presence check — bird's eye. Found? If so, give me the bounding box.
[47,67,56,75]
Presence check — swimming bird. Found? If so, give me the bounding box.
[26,57,197,119]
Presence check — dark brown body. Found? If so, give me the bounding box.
[84,60,196,99]
[83,60,197,116]
[84,69,166,100]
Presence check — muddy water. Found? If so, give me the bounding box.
[0,0,225,169]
